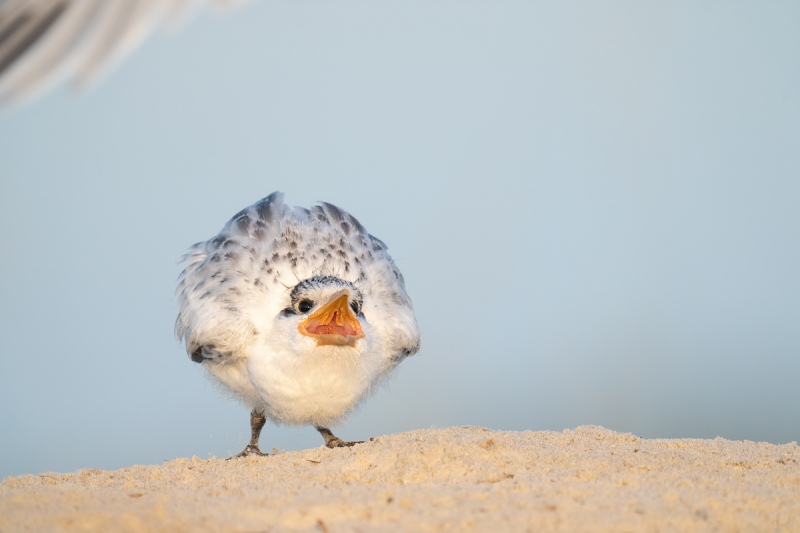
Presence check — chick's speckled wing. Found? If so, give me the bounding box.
[176,192,419,369]
[175,192,287,364]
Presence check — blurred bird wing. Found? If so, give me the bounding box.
[0,0,247,106]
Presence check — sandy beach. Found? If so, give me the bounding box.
[2,425,798,532]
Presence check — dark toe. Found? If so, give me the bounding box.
[326,439,365,448]
[230,444,269,459]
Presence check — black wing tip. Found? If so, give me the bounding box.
[0,2,69,79]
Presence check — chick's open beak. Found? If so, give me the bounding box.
[297,290,365,346]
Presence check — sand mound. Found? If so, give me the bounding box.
[2,426,799,531]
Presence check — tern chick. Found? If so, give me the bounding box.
[176,192,420,456]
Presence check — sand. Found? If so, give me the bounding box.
[2,426,799,532]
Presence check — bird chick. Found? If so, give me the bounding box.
[176,192,420,456]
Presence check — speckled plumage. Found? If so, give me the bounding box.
[176,192,419,453]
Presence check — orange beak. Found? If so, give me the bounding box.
[297,290,365,347]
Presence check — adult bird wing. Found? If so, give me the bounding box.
[0,0,249,106]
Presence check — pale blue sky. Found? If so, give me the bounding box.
[1,1,798,479]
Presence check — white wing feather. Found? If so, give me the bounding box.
[0,0,249,106]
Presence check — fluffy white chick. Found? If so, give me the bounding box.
[176,192,420,455]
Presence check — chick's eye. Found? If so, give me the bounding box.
[350,301,362,315]
[297,299,314,313]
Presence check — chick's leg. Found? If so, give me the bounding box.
[233,409,268,458]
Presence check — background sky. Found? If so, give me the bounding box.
[1,1,798,479]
